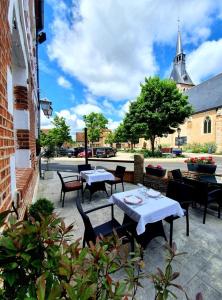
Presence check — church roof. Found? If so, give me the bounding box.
[170,64,194,85]
[185,73,222,113]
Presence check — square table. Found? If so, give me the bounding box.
[109,187,184,247]
[80,169,115,200]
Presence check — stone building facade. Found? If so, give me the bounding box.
[139,29,222,153]
[0,0,43,217]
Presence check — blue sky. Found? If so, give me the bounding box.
[39,0,222,137]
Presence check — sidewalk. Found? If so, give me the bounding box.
[36,171,222,300]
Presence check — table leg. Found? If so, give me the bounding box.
[85,181,108,201]
[122,214,167,249]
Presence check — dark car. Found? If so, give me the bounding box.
[67,147,84,158]
[96,147,116,158]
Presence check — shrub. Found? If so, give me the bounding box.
[0,211,202,299]
[183,142,216,153]
[29,198,54,221]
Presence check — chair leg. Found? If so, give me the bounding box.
[218,204,221,219]
[122,181,124,192]
[203,205,207,224]
[169,221,173,247]
[81,189,84,203]
[60,189,62,201]
[111,185,113,195]
[186,211,189,236]
[62,192,65,208]
[115,184,116,190]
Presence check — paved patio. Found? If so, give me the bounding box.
[37,171,222,300]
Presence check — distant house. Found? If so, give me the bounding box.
[75,129,112,147]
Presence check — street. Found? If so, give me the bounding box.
[42,152,222,174]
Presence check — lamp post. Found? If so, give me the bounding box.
[177,127,181,149]
[39,98,53,178]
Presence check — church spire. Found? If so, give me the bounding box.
[170,21,194,89]
[176,30,182,55]
[176,19,182,55]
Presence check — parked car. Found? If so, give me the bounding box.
[67,147,85,158]
[96,147,116,158]
[78,149,92,158]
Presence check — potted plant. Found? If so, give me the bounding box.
[145,164,167,177]
[185,156,217,174]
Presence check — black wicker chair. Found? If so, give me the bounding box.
[183,177,222,224]
[57,171,83,207]
[165,180,194,246]
[76,197,134,250]
[170,169,184,182]
[106,165,126,195]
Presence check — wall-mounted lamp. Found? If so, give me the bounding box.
[40,99,53,118]
[38,31,46,44]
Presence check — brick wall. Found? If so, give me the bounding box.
[0,0,15,212]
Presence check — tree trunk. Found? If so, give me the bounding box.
[150,136,155,156]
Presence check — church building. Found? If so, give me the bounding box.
[158,28,222,153]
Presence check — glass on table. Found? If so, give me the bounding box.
[137,183,149,197]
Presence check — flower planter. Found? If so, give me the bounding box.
[197,164,217,174]
[187,163,217,174]
[145,167,166,177]
[187,163,199,172]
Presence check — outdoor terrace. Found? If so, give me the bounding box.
[37,170,222,300]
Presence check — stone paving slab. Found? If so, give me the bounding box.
[36,171,222,299]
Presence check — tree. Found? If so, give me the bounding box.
[125,77,193,153]
[40,116,72,149]
[105,132,115,146]
[114,123,127,143]
[83,113,108,146]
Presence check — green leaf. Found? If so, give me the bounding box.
[48,282,62,300]
[36,274,46,300]
[6,272,16,286]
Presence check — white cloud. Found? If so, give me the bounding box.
[118,100,131,118]
[108,118,120,130]
[47,0,222,100]
[40,110,53,129]
[74,103,101,116]
[187,39,222,83]
[56,109,85,136]
[57,76,72,89]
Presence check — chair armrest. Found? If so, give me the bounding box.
[85,203,113,214]
[63,174,79,179]
[208,188,222,197]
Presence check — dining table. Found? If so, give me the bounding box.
[80,168,115,200]
[109,187,184,248]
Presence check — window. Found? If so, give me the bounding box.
[203,116,211,133]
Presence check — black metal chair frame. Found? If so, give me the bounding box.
[57,171,83,207]
[76,197,134,251]
[106,165,126,195]
[165,180,194,246]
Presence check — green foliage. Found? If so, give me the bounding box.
[149,243,188,300]
[29,198,54,222]
[0,212,202,300]
[83,113,108,145]
[183,142,217,153]
[124,77,193,153]
[105,132,115,145]
[113,123,128,143]
[40,116,72,149]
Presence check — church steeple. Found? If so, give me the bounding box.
[170,23,194,90]
[176,29,182,55]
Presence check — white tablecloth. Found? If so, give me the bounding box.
[109,188,184,235]
[80,169,115,185]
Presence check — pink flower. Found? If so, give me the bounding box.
[156,164,163,169]
[147,164,154,168]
